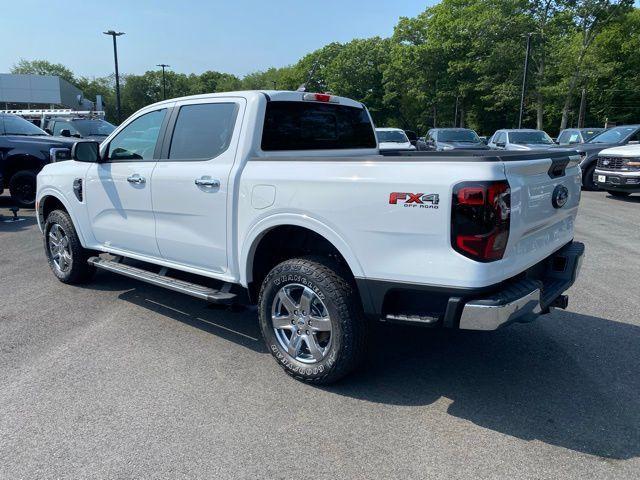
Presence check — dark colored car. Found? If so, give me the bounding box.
[559,125,640,190]
[0,113,75,207]
[425,128,489,151]
[44,117,115,141]
[556,128,606,145]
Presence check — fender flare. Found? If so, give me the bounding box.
[239,213,365,287]
[37,189,89,247]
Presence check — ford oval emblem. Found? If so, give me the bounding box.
[552,184,569,209]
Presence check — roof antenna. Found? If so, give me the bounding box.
[297,59,320,92]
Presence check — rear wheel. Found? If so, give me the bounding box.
[9,170,37,208]
[258,257,367,385]
[44,209,96,284]
[607,190,631,197]
[582,163,598,191]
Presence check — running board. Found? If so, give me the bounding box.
[88,257,236,303]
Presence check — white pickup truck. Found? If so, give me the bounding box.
[36,91,584,384]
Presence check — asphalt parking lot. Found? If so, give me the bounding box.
[0,191,639,479]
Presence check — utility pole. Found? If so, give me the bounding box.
[578,87,587,128]
[518,33,532,129]
[103,30,125,123]
[157,64,170,100]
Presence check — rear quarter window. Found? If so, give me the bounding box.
[261,101,376,151]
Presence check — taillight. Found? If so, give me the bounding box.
[451,180,510,262]
[302,92,338,103]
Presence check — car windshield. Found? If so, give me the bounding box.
[580,129,604,141]
[377,130,408,143]
[588,126,638,144]
[438,129,481,143]
[509,131,553,144]
[72,119,116,136]
[1,115,48,136]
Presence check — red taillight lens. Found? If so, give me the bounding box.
[451,181,510,262]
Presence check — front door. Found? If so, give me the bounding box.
[151,98,245,274]
[85,107,168,257]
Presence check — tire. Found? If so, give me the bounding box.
[582,163,598,191]
[44,209,96,284]
[607,190,631,197]
[258,257,367,385]
[9,170,37,208]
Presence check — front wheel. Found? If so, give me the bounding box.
[607,190,631,197]
[44,209,96,284]
[258,257,367,385]
[582,163,598,191]
[9,170,37,208]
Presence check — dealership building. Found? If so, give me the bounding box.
[0,73,95,110]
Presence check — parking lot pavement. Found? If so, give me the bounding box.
[0,191,639,479]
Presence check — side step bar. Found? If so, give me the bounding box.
[88,257,236,304]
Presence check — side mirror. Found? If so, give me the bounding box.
[44,128,52,135]
[71,141,101,163]
[60,129,72,137]
[496,142,506,148]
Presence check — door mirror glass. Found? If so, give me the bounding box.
[496,141,506,148]
[60,129,72,137]
[71,141,101,162]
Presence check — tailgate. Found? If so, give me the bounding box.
[501,150,582,279]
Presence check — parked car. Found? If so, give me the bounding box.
[36,90,584,384]
[0,113,74,207]
[556,128,605,146]
[43,117,116,141]
[376,127,415,151]
[561,125,640,190]
[425,128,489,151]
[488,129,555,150]
[593,144,640,197]
[404,130,418,147]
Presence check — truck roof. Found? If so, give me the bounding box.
[143,90,365,110]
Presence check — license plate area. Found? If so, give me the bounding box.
[598,175,606,183]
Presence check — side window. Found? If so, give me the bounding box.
[168,103,239,160]
[495,132,506,144]
[568,133,580,144]
[629,130,640,144]
[557,131,570,144]
[53,122,77,136]
[107,109,166,161]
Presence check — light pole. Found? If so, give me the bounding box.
[103,30,125,123]
[518,33,533,129]
[157,64,170,100]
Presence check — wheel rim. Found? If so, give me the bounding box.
[48,223,72,273]
[271,283,332,364]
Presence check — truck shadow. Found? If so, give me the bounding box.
[84,271,639,460]
[328,312,640,460]
[605,193,640,203]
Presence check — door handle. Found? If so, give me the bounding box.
[195,177,220,188]
[127,174,146,185]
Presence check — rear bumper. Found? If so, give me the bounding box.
[356,241,585,330]
[594,169,640,191]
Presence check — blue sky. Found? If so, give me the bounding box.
[1,0,433,78]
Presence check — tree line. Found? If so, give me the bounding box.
[12,0,640,135]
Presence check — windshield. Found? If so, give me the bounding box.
[588,126,638,144]
[377,130,408,143]
[581,129,605,141]
[438,129,481,143]
[0,115,48,136]
[72,119,116,136]
[509,131,553,145]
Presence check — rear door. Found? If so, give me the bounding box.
[501,152,582,277]
[151,97,245,274]
[86,107,169,257]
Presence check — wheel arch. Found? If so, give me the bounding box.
[37,191,88,247]
[3,153,45,182]
[241,215,365,303]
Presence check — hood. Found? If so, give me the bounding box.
[439,141,489,150]
[378,141,414,151]
[599,144,640,157]
[5,134,77,147]
[556,142,616,154]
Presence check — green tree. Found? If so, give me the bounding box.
[11,59,76,84]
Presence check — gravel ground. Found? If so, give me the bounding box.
[0,191,638,479]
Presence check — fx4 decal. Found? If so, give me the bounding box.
[389,192,440,209]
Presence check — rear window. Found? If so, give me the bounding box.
[261,101,376,151]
